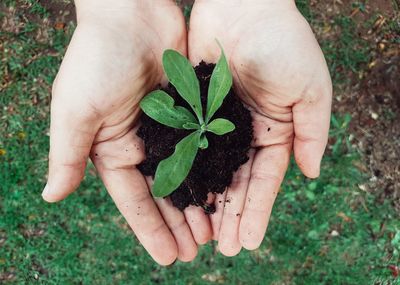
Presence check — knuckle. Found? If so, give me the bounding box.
[168,218,187,233]
[230,172,250,189]
[131,191,152,205]
[250,170,282,185]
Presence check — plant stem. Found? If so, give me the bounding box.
[200,123,207,134]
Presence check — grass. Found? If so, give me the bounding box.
[297,0,372,86]
[1,0,399,284]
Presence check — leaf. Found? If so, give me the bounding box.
[305,190,316,201]
[140,90,197,129]
[207,118,235,135]
[308,181,318,191]
[307,230,319,240]
[152,131,200,197]
[163,50,203,123]
[183,122,200,130]
[199,135,209,149]
[205,45,233,122]
[331,114,339,128]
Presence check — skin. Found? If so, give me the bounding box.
[42,0,208,265]
[43,0,332,264]
[189,0,332,256]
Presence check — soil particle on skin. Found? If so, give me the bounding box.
[137,62,253,212]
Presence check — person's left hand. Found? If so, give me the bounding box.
[188,0,332,255]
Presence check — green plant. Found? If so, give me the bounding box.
[140,46,235,198]
[329,113,352,155]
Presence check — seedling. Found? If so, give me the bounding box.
[140,45,235,198]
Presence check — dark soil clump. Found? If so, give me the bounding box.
[137,62,253,212]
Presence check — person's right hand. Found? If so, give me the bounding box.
[42,0,203,265]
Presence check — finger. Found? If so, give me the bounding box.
[91,129,178,265]
[210,192,226,240]
[98,167,178,266]
[146,177,198,262]
[156,198,199,262]
[218,150,254,256]
[293,87,332,178]
[184,204,213,245]
[42,101,100,202]
[239,144,291,250]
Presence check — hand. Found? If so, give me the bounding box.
[42,0,200,265]
[189,0,332,255]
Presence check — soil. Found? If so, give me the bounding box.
[335,55,400,210]
[39,0,76,24]
[318,0,400,212]
[137,62,253,212]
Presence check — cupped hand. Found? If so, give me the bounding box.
[189,0,332,255]
[43,0,203,265]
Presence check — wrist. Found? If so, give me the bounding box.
[196,0,295,8]
[75,0,175,23]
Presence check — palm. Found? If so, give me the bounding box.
[45,1,199,265]
[189,0,332,255]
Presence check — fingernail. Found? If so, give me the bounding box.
[42,183,50,197]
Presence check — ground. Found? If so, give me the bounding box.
[0,0,399,284]
[316,0,400,213]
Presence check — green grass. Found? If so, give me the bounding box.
[297,0,371,86]
[1,1,399,284]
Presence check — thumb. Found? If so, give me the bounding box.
[42,94,100,202]
[293,89,332,179]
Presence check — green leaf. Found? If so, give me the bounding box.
[199,135,209,149]
[152,131,200,197]
[307,230,319,240]
[163,50,203,123]
[140,90,197,129]
[308,181,318,191]
[207,118,235,135]
[305,190,316,201]
[183,122,200,130]
[205,46,233,122]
